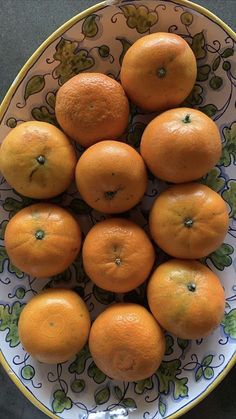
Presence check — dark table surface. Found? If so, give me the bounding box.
[0,0,235,418]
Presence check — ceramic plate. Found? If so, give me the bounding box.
[0,1,235,418]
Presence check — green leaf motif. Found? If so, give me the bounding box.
[202,354,213,366]
[127,122,146,148]
[220,121,236,167]
[122,398,137,409]
[175,377,188,398]
[159,399,167,417]
[3,196,34,219]
[68,344,91,374]
[73,254,89,284]
[0,301,25,347]
[204,367,214,379]
[221,309,236,339]
[221,48,234,58]
[46,91,57,110]
[191,32,206,59]
[212,56,221,71]
[31,106,58,126]
[10,261,23,278]
[53,38,94,85]
[177,338,189,352]
[119,5,158,34]
[222,180,236,219]
[184,84,203,106]
[53,268,71,286]
[208,243,234,271]
[93,285,115,305]
[15,287,26,299]
[70,198,92,215]
[114,385,123,400]
[222,61,231,71]
[157,359,188,399]
[181,12,193,26]
[52,390,72,414]
[122,285,148,307]
[165,334,174,356]
[134,376,153,394]
[24,75,46,102]
[82,14,99,38]
[116,37,132,66]
[200,167,225,192]
[94,385,110,405]
[0,220,8,240]
[6,117,17,128]
[47,254,88,289]
[21,365,35,380]
[198,104,218,117]
[0,246,8,273]
[44,268,72,289]
[195,366,203,381]
[88,361,106,384]
[210,76,223,90]
[197,65,211,82]
[0,245,23,279]
[98,45,110,58]
[70,378,85,393]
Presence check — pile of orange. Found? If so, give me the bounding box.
[0,32,228,382]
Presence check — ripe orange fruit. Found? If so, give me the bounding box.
[140,107,222,183]
[0,121,77,199]
[149,183,229,259]
[82,218,155,293]
[120,33,197,111]
[147,259,225,339]
[89,303,165,381]
[75,140,147,213]
[55,73,129,147]
[4,203,82,277]
[18,288,91,364]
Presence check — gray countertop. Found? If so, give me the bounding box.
[0,0,235,418]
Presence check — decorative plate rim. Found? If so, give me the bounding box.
[0,1,235,418]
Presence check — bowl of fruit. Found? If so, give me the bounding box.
[0,1,235,418]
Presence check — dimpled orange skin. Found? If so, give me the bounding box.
[55,73,129,147]
[140,108,222,183]
[4,203,82,278]
[149,183,229,259]
[75,140,148,214]
[82,218,155,293]
[18,288,91,364]
[0,121,77,199]
[120,33,197,112]
[89,303,166,381]
[147,259,225,340]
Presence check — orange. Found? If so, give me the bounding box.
[4,203,82,278]
[82,218,155,293]
[55,73,129,147]
[0,121,77,199]
[18,288,91,364]
[140,107,222,183]
[120,33,197,111]
[149,183,229,259]
[89,303,165,381]
[147,259,225,339]
[75,140,147,213]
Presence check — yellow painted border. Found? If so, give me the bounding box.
[0,352,58,418]
[0,0,235,418]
